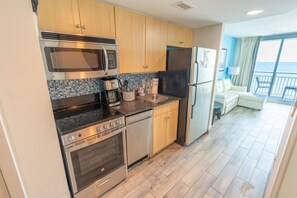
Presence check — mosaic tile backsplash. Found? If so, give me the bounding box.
[116,73,156,88]
[47,73,157,100]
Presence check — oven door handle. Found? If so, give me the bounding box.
[64,127,126,152]
[103,47,109,75]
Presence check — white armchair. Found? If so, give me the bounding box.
[215,79,265,114]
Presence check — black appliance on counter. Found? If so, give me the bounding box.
[52,94,127,198]
[100,77,122,107]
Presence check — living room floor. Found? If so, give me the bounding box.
[103,102,291,198]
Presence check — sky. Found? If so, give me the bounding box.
[256,38,297,62]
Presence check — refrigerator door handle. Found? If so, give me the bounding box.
[190,84,198,119]
[190,61,199,119]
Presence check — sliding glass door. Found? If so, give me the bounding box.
[270,38,297,99]
[250,40,282,96]
[251,35,297,100]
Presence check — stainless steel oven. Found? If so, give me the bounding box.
[62,117,127,198]
[39,31,119,80]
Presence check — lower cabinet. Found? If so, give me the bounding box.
[152,101,179,155]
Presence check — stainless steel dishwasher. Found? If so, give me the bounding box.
[126,110,152,167]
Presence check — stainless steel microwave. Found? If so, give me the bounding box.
[39,31,119,80]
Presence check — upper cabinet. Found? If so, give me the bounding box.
[78,0,115,38]
[38,0,80,34]
[167,22,193,48]
[115,7,146,73]
[179,26,194,48]
[145,17,167,72]
[167,23,181,47]
[38,0,116,38]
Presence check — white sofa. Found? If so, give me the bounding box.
[215,79,266,114]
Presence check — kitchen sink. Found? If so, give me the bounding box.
[140,94,169,103]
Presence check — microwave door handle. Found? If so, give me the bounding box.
[103,47,108,75]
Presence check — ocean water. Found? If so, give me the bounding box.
[255,62,297,74]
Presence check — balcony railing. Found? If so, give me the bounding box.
[250,71,297,99]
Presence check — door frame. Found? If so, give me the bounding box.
[265,102,297,197]
[0,169,10,198]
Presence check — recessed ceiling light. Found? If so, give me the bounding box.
[246,10,264,15]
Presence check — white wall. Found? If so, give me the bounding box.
[0,0,70,198]
[193,24,225,129]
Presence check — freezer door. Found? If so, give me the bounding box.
[186,81,213,145]
[196,48,217,84]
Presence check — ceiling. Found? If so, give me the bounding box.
[105,0,297,30]
[225,8,297,37]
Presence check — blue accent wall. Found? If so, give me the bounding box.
[217,34,237,80]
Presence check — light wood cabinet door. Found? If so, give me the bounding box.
[153,114,167,154]
[78,0,115,38]
[115,7,146,73]
[179,27,193,48]
[38,0,81,34]
[166,110,178,145]
[167,23,180,47]
[145,17,167,72]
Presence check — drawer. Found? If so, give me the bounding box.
[153,101,179,117]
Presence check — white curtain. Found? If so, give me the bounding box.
[232,37,260,86]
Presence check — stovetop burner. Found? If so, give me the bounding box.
[52,94,123,135]
[54,103,122,135]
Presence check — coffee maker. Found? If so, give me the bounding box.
[101,77,122,107]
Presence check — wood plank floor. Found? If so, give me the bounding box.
[102,102,291,198]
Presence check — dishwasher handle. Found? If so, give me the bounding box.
[126,110,153,125]
[127,116,152,126]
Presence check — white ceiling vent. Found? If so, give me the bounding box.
[173,1,194,11]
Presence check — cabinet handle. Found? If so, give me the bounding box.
[75,24,81,29]
[180,41,184,44]
[81,25,86,29]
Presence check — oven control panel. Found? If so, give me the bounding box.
[62,116,125,146]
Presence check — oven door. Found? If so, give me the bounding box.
[40,40,119,80]
[64,128,126,194]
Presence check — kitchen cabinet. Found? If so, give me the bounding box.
[115,7,146,73]
[153,113,167,154]
[38,0,80,34]
[38,0,115,38]
[179,26,194,48]
[166,109,179,145]
[152,101,179,154]
[78,0,115,38]
[145,17,167,72]
[167,23,193,48]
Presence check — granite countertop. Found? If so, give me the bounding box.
[112,98,152,117]
[112,95,180,117]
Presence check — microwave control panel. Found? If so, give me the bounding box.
[107,50,117,69]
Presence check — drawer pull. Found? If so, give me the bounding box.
[96,177,111,188]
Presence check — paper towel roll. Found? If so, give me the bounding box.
[151,78,159,95]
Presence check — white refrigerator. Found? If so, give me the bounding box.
[157,47,217,145]
[186,47,217,145]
